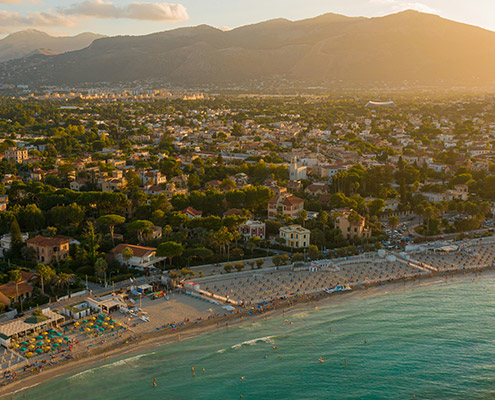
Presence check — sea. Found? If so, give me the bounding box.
[10,274,495,399]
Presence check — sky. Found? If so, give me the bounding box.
[0,0,495,37]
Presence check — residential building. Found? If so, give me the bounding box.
[279,225,311,248]
[26,235,70,264]
[109,244,166,269]
[239,220,266,239]
[268,194,304,219]
[5,147,29,163]
[181,207,203,219]
[335,209,371,240]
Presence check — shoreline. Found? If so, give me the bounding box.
[1,265,492,398]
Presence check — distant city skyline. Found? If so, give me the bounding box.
[1,0,495,37]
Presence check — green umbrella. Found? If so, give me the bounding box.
[53,343,60,347]
[35,349,42,353]
[36,341,44,346]
[21,341,28,345]
[98,314,105,319]
[36,336,44,339]
[48,335,55,339]
[55,332,62,337]
[20,347,27,351]
[63,337,70,341]
[82,320,88,323]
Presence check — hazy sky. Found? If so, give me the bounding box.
[1,0,494,37]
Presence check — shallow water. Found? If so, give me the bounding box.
[13,276,495,399]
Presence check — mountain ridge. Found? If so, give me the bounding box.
[1,10,495,87]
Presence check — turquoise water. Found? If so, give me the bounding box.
[12,276,495,399]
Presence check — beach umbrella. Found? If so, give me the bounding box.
[25,352,33,357]
[36,335,44,340]
[116,323,122,326]
[30,338,36,342]
[91,316,96,320]
[98,314,104,318]
[105,317,111,321]
[20,347,27,352]
[109,325,114,329]
[54,343,60,347]
[82,320,88,323]
[45,339,51,343]
[85,328,91,332]
[36,341,44,346]
[44,347,51,351]
[35,349,42,354]
[103,322,108,326]
[49,335,55,339]
[13,344,19,349]
[111,320,116,324]
[56,332,62,337]
[56,339,63,343]
[63,337,70,341]
[28,344,35,349]
[42,332,48,336]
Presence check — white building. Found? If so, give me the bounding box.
[289,157,307,181]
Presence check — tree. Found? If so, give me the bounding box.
[10,218,23,256]
[36,263,55,296]
[388,216,400,230]
[122,247,134,266]
[256,259,264,269]
[234,262,244,272]
[97,214,125,245]
[247,236,261,255]
[224,263,233,273]
[9,269,22,311]
[157,241,184,266]
[368,199,385,217]
[83,221,100,266]
[56,273,75,298]
[94,257,108,280]
[127,220,153,244]
[308,245,320,260]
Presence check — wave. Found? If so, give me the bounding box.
[231,336,276,350]
[68,353,155,380]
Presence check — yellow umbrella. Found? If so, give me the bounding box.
[28,344,35,349]
[85,328,91,332]
[44,347,51,351]
[103,322,108,326]
[91,317,96,320]
[13,344,19,348]
[42,332,48,336]
[105,317,111,321]
[74,322,80,326]
[109,325,114,329]
[30,338,36,342]
[87,323,93,327]
[25,352,34,357]
[45,339,51,343]
[116,323,122,326]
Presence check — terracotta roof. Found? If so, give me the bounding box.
[27,235,69,247]
[110,244,156,258]
[224,208,243,217]
[181,207,202,217]
[0,281,33,298]
[269,195,304,206]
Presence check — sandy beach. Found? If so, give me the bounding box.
[0,263,492,399]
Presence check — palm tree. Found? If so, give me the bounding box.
[56,273,75,298]
[36,263,55,297]
[94,257,108,285]
[9,269,22,312]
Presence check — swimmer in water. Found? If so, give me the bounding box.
[153,378,157,387]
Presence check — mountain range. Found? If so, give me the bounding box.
[1,11,495,87]
[0,30,105,64]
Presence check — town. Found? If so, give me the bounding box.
[0,92,495,386]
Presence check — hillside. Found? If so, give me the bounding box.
[1,11,495,87]
[0,30,105,63]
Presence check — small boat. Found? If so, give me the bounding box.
[140,316,150,322]
[318,357,324,363]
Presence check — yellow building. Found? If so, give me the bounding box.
[335,209,371,240]
[279,225,311,248]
